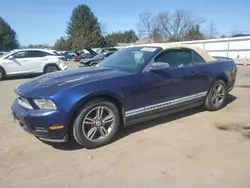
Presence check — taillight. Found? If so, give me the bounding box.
[59,57,65,61]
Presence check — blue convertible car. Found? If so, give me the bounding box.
[11,43,237,149]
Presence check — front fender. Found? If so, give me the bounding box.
[52,84,125,128]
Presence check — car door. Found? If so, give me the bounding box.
[191,50,212,93]
[140,48,205,108]
[25,50,46,73]
[2,51,28,74]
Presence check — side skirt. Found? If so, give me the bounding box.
[125,98,204,127]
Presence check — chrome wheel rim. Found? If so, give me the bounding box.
[211,83,226,107]
[46,66,57,73]
[82,106,115,142]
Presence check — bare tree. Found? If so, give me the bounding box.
[156,10,204,42]
[100,22,108,36]
[207,21,218,39]
[137,13,162,42]
[137,10,204,42]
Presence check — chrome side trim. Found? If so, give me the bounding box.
[124,107,144,117]
[125,91,207,117]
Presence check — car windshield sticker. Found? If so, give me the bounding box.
[140,47,157,52]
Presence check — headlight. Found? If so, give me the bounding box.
[33,99,57,110]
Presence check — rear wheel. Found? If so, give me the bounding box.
[72,99,120,149]
[205,80,227,111]
[44,65,58,73]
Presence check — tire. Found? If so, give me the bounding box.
[90,62,98,66]
[44,65,58,73]
[0,68,4,81]
[72,99,120,149]
[205,79,228,111]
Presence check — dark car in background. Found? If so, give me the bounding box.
[75,49,97,62]
[79,51,115,67]
[63,52,76,61]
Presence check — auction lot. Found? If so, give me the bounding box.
[1,63,250,188]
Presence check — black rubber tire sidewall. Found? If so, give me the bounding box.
[44,65,58,73]
[73,99,120,149]
[91,63,97,66]
[0,69,3,80]
[205,80,228,111]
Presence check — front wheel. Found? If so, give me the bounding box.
[205,80,228,111]
[72,99,120,149]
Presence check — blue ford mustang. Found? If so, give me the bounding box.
[11,44,237,149]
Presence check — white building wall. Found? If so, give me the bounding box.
[179,36,250,60]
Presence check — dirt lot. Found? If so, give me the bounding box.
[1,64,250,188]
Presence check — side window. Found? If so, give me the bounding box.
[155,49,193,68]
[26,51,48,58]
[193,51,206,64]
[12,51,26,58]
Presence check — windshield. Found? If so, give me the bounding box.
[1,50,17,58]
[99,46,162,71]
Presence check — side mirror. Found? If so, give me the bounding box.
[8,55,14,60]
[149,62,170,71]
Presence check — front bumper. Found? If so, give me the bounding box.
[58,62,67,70]
[11,98,68,143]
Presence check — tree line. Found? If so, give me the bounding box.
[54,5,138,51]
[0,4,246,52]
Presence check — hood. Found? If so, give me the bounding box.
[80,58,92,63]
[15,67,132,98]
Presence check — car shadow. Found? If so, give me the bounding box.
[3,74,41,81]
[49,94,237,151]
[115,94,237,142]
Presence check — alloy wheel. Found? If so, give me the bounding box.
[82,106,115,142]
[46,66,57,73]
[211,83,226,107]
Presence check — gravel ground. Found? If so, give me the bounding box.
[0,63,250,188]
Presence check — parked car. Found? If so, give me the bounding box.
[0,51,8,57]
[10,43,237,149]
[232,34,250,37]
[79,51,115,67]
[75,52,92,62]
[96,47,119,54]
[0,49,67,80]
[60,51,76,61]
[74,49,98,62]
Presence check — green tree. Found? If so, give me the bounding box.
[183,24,205,41]
[0,17,19,51]
[67,4,105,50]
[105,30,138,46]
[53,37,71,51]
[122,30,138,43]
